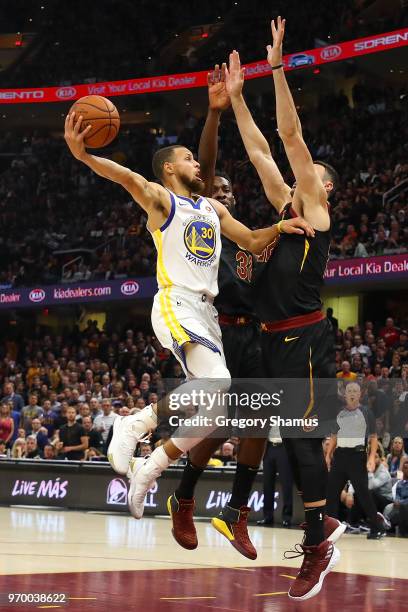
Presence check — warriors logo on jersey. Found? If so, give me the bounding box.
[184,217,217,264]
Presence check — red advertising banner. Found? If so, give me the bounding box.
[0,28,406,104]
[325,253,408,284]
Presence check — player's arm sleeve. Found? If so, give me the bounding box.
[231,94,291,211]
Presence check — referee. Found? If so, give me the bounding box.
[325,382,388,539]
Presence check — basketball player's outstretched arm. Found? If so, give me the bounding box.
[225,50,291,212]
[210,198,314,255]
[198,63,230,196]
[267,17,327,207]
[64,112,170,223]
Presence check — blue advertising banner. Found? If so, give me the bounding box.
[0,277,158,309]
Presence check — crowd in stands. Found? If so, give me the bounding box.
[0,313,406,455]
[0,79,406,287]
[0,314,407,531]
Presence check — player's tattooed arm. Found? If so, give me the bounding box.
[64,112,170,220]
[267,17,326,206]
[210,198,314,255]
[226,50,291,212]
[198,63,230,197]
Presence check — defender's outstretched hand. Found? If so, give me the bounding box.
[267,15,286,67]
[64,112,92,161]
[207,63,230,111]
[281,217,315,237]
[225,50,245,99]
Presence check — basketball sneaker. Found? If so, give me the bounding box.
[167,494,198,550]
[128,446,171,519]
[300,515,346,543]
[107,405,157,475]
[286,540,340,600]
[211,505,257,560]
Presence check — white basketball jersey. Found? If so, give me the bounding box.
[150,190,221,298]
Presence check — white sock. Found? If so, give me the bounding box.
[135,403,157,430]
[150,445,173,471]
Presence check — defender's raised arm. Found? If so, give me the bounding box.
[226,50,290,211]
[267,17,327,208]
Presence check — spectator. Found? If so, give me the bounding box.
[81,415,104,453]
[139,441,152,457]
[20,393,43,433]
[11,437,26,459]
[93,399,118,449]
[85,447,105,461]
[29,418,49,451]
[387,437,408,477]
[379,318,400,348]
[42,444,56,460]
[57,406,88,460]
[351,335,371,362]
[41,400,58,437]
[384,459,408,536]
[0,402,14,447]
[326,308,338,335]
[336,361,357,381]
[1,382,24,413]
[368,447,393,514]
[26,435,41,459]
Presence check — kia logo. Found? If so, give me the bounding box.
[29,289,46,303]
[121,280,139,296]
[320,46,342,60]
[107,478,128,504]
[56,86,77,99]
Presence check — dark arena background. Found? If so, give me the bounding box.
[0,1,407,611]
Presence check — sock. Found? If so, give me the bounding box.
[228,463,259,510]
[175,459,204,500]
[150,445,173,471]
[304,506,325,546]
[135,403,157,430]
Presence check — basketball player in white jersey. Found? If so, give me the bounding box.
[64,112,314,519]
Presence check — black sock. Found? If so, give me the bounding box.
[304,506,325,546]
[175,459,204,500]
[228,463,259,510]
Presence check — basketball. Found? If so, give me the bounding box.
[69,95,120,148]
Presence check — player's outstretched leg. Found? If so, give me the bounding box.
[128,343,231,519]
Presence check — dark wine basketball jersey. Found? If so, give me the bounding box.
[215,237,256,317]
[256,203,331,322]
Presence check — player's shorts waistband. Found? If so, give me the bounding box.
[157,286,214,304]
[218,314,256,327]
[261,310,325,333]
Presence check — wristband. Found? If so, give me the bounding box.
[277,220,285,234]
[271,63,283,71]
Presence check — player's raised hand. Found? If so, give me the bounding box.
[207,63,231,111]
[280,217,315,237]
[225,50,245,100]
[267,15,286,67]
[64,112,92,161]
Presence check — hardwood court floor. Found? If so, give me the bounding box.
[1,507,407,611]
